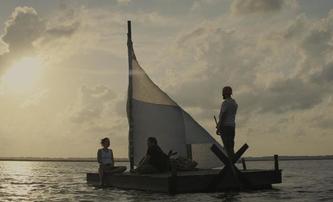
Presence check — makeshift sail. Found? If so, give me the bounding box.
[127,21,224,169]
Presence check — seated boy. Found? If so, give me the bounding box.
[135,137,176,174]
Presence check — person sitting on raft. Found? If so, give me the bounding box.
[97,137,126,185]
[135,137,176,174]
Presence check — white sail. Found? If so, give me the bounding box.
[128,50,224,169]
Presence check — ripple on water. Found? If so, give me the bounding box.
[0,160,332,201]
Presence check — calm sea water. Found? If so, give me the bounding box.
[0,160,332,201]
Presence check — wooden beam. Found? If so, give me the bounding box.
[209,144,241,190]
[232,143,249,163]
[210,144,230,166]
[211,143,249,165]
[209,144,252,191]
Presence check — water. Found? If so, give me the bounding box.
[0,160,332,201]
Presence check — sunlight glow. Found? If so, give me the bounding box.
[2,57,43,93]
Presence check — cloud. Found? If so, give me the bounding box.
[158,5,333,137]
[46,21,80,39]
[20,89,49,108]
[42,4,81,42]
[70,85,116,124]
[117,0,132,4]
[0,53,10,76]
[231,0,285,15]
[63,85,128,156]
[191,0,221,11]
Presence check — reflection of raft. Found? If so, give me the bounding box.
[86,21,282,193]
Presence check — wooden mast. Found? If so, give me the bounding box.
[127,20,134,171]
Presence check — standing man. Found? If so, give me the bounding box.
[216,86,238,158]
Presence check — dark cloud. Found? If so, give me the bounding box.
[300,28,333,59]
[231,0,285,15]
[249,79,323,113]
[311,62,333,83]
[0,7,45,77]
[2,7,45,54]
[0,6,81,78]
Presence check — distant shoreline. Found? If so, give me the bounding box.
[244,155,333,161]
[0,155,332,162]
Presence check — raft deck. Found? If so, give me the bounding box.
[87,145,282,193]
[86,168,282,193]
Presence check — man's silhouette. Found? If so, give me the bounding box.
[216,86,238,158]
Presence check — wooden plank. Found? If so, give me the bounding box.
[210,144,230,166]
[209,144,242,190]
[210,144,251,190]
[232,144,249,163]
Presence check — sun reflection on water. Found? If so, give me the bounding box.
[0,161,36,200]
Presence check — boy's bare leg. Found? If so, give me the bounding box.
[98,166,104,186]
[109,166,126,174]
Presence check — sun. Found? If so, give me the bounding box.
[2,56,43,93]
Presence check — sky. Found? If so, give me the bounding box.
[0,0,333,158]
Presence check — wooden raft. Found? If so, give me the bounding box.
[87,169,281,193]
[86,144,282,194]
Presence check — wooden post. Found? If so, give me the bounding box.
[208,144,252,191]
[274,154,279,171]
[127,20,134,171]
[209,144,240,190]
[232,143,248,164]
[241,158,247,170]
[186,144,192,160]
[169,161,178,194]
[214,116,218,125]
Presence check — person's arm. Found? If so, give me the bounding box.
[97,149,102,164]
[110,149,115,167]
[168,150,177,157]
[145,154,151,162]
[144,148,152,163]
